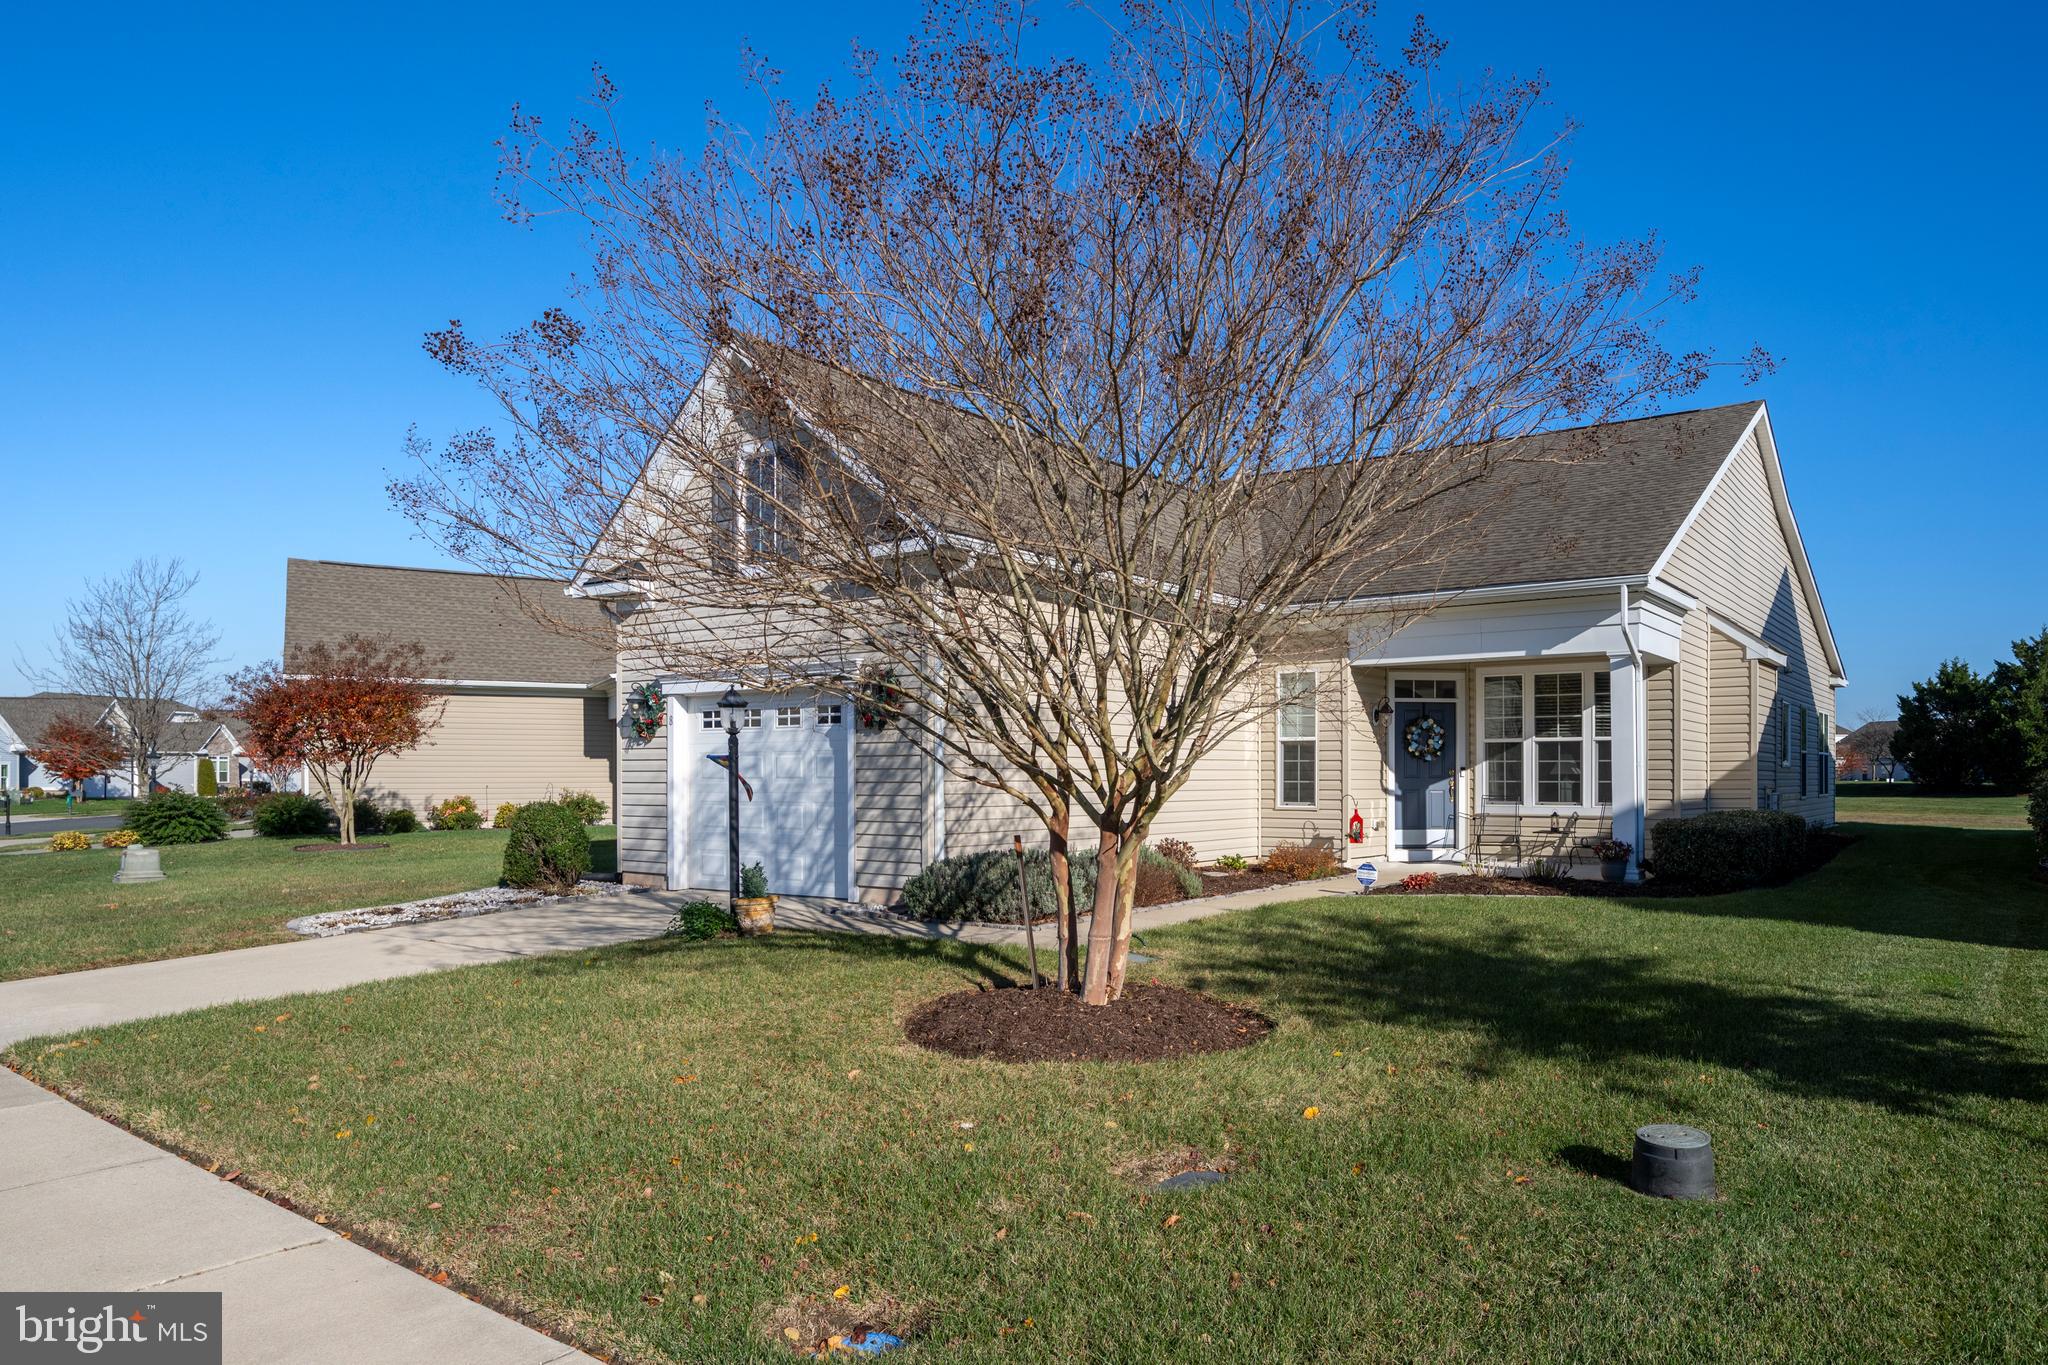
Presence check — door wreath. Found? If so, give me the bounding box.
[625,681,666,742]
[1402,714,1447,760]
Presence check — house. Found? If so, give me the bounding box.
[282,559,618,818]
[0,693,238,797]
[1835,718,1907,782]
[573,362,1842,902]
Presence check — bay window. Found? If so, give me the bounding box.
[1277,669,1317,808]
[1478,665,1620,810]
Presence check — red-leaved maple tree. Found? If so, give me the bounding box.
[228,636,447,844]
[26,713,129,799]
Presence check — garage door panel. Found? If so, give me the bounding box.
[679,691,850,899]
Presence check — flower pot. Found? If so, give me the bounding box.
[734,895,777,935]
[1600,858,1628,883]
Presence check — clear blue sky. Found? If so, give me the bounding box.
[3,1,2043,721]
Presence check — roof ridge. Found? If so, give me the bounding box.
[288,557,572,586]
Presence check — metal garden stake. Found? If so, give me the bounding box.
[1013,834,1042,988]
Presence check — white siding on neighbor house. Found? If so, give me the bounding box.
[362,691,615,818]
[1659,431,1838,826]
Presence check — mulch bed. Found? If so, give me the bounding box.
[905,983,1273,1063]
[1367,831,1859,899]
[1191,866,1317,896]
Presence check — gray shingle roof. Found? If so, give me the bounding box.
[0,693,220,755]
[1299,401,1764,600]
[283,560,613,687]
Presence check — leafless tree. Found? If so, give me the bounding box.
[395,1,1761,1002]
[34,558,220,794]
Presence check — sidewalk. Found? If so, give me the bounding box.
[0,1068,591,1363]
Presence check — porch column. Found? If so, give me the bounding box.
[1608,651,1645,881]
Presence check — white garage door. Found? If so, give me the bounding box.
[677,690,852,900]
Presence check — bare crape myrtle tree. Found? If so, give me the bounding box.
[395,2,1765,1004]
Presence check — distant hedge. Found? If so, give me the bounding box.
[128,791,230,846]
[1646,810,1808,892]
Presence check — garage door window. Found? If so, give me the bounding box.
[817,704,843,726]
[776,706,803,727]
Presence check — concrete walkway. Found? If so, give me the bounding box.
[0,1068,592,1363]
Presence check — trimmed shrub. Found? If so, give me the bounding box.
[127,790,230,845]
[1151,836,1197,869]
[351,798,385,837]
[24,786,47,801]
[903,844,1200,922]
[382,806,422,834]
[254,793,331,839]
[100,829,139,849]
[556,790,608,825]
[501,800,592,892]
[904,848,1064,922]
[493,802,522,830]
[2030,773,2048,858]
[740,860,770,898]
[430,795,483,830]
[196,759,218,797]
[1646,809,1809,891]
[1265,840,1341,881]
[214,790,267,820]
[48,830,91,852]
[666,899,734,941]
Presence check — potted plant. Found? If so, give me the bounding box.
[1590,839,1633,882]
[734,860,776,935]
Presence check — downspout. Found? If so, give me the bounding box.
[1620,584,1645,879]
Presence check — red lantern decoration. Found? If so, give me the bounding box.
[1347,807,1365,843]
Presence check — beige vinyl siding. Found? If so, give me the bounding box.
[363,691,615,818]
[1708,632,1758,809]
[1349,666,1390,860]
[1645,662,1678,829]
[1660,431,1837,827]
[944,762,1035,858]
[1677,611,1711,815]
[853,726,925,901]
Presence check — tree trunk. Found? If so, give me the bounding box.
[337,787,355,845]
[1081,822,1150,1005]
[1104,828,1147,1001]
[1047,805,1076,992]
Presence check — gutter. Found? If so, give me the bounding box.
[1620,584,1645,881]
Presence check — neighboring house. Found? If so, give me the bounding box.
[572,357,1843,903]
[282,559,618,818]
[1835,718,1907,782]
[0,693,234,796]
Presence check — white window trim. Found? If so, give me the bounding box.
[1387,670,1465,857]
[1275,667,1319,810]
[1473,663,1617,816]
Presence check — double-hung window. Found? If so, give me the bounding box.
[1482,677,1524,803]
[1798,706,1810,796]
[1533,673,1585,805]
[1478,667,1616,810]
[1277,670,1318,808]
[1593,672,1613,805]
[1819,710,1833,794]
[743,446,799,559]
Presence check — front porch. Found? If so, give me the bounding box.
[1346,582,1685,882]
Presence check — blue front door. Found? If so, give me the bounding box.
[1394,700,1457,853]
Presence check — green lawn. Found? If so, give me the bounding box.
[1836,788,2029,830]
[10,820,2043,1362]
[0,828,618,981]
[1,796,135,821]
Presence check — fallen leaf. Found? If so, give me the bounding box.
[314,1214,330,1225]
[429,1271,451,1285]
[274,1013,291,1023]
[691,1294,708,1306]
[334,1130,352,1139]
[833,1285,850,1299]
[1162,1213,1181,1228]
[784,1327,801,1341]
[1301,1106,1320,1119]
[426,1202,442,1210]
[641,1294,662,1306]
[221,1170,241,1182]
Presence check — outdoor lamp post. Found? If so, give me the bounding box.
[717,687,747,906]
